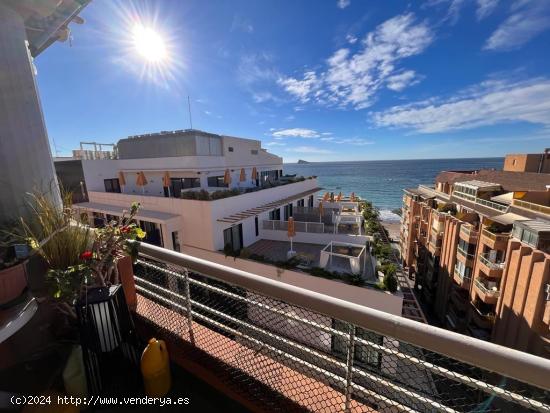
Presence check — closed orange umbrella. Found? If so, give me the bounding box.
[118,171,126,186]
[287,217,296,255]
[350,192,355,202]
[251,167,257,181]
[336,192,342,202]
[239,168,246,182]
[136,171,148,193]
[162,171,171,188]
[322,192,330,201]
[318,201,324,223]
[223,169,232,186]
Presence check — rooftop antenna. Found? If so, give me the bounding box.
[187,95,193,130]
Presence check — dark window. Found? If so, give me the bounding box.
[170,177,200,197]
[284,203,293,220]
[308,195,314,207]
[251,149,258,155]
[255,216,259,236]
[171,231,181,252]
[140,220,163,247]
[269,208,281,220]
[228,147,234,152]
[223,224,243,252]
[297,199,305,207]
[104,178,121,193]
[207,176,227,187]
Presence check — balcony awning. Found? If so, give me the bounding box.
[489,212,529,225]
[217,187,322,223]
[490,192,513,205]
[74,202,179,224]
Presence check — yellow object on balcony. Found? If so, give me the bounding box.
[141,338,171,397]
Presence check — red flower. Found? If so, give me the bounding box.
[79,251,93,260]
[120,226,130,233]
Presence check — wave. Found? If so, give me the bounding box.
[378,209,401,223]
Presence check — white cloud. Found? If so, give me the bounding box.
[484,0,550,51]
[337,0,351,9]
[277,71,318,103]
[288,146,332,154]
[320,137,334,141]
[333,138,375,145]
[386,70,418,91]
[476,0,499,20]
[346,34,358,44]
[278,13,433,109]
[272,128,321,138]
[372,78,550,133]
[265,141,286,146]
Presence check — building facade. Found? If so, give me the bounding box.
[400,155,550,358]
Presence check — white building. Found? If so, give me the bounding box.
[61,129,320,252]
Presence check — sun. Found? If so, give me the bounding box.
[132,24,167,62]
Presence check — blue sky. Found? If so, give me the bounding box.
[37,0,550,162]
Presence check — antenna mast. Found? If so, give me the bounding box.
[187,95,193,129]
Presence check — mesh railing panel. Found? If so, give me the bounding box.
[133,255,550,412]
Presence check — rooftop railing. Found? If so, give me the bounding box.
[262,219,325,234]
[453,191,510,213]
[513,199,550,216]
[133,242,550,412]
[481,228,510,242]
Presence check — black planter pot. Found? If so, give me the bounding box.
[76,284,141,396]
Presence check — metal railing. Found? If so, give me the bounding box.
[133,242,550,412]
[459,224,478,239]
[481,228,510,242]
[456,245,475,260]
[513,199,550,216]
[262,219,325,233]
[453,191,510,213]
[479,253,505,270]
[454,266,472,283]
[474,278,501,298]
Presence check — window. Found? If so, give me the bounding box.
[139,220,163,247]
[169,177,200,197]
[251,149,258,155]
[255,216,259,236]
[228,147,234,152]
[207,176,227,187]
[308,195,314,207]
[104,178,121,193]
[269,208,280,220]
[297,199,305,207]
[284,203,293,220]
[171,231,181,252]
[223,224,243,252]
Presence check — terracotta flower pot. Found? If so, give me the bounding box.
[117,255,136,311]
[0,262,27,306]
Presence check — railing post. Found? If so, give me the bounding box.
[183,268,195,345]
[344,323,355,413]
[305,221,308,233]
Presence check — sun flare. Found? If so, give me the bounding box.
[132,24,167,62]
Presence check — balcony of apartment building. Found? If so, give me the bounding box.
[477,250,506,278]
[452,181,510,214]
[480,226,510,250]
[128,243,550,412]
[473,274,501,305]
[459,222,479,244]
[453,261,472,290]
[510,190,550,218]
[469,299,497,341]
[456,238,476,267]
[427,234,442,256]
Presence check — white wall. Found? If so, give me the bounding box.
[260,229,370,246]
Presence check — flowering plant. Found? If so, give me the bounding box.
[46,202,146,311]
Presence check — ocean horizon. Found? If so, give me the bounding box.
[284,157,504,222]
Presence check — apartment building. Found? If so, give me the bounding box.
[400,151,550,358]
[55,129,321,253]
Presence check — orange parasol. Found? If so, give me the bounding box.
[251,167,258,181]
[239,168,246,182]
[322,192,330,201]
[223,169,232,186]
[118,171,126,186]
[287,217,296,238]
[136,171,148,193]
[336,192,343,202]
[350,192,355,202]
[318,201,324,222]
[162,171,171,188]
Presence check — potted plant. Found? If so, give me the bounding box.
[0,231,29,307]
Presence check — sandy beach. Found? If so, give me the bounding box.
[381,221,401,242]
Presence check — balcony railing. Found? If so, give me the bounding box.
[263,219,325,233]
[133,242,550,412]
[454,266,472,283]
[457,245,475,260]
[513,199,550,216]
[460,224,478,239]
[479,253,505,270]
[475,278,501,298]
[453,191,509,213]
[481,228,509,242]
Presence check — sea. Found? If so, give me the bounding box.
[284,158,504,222]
